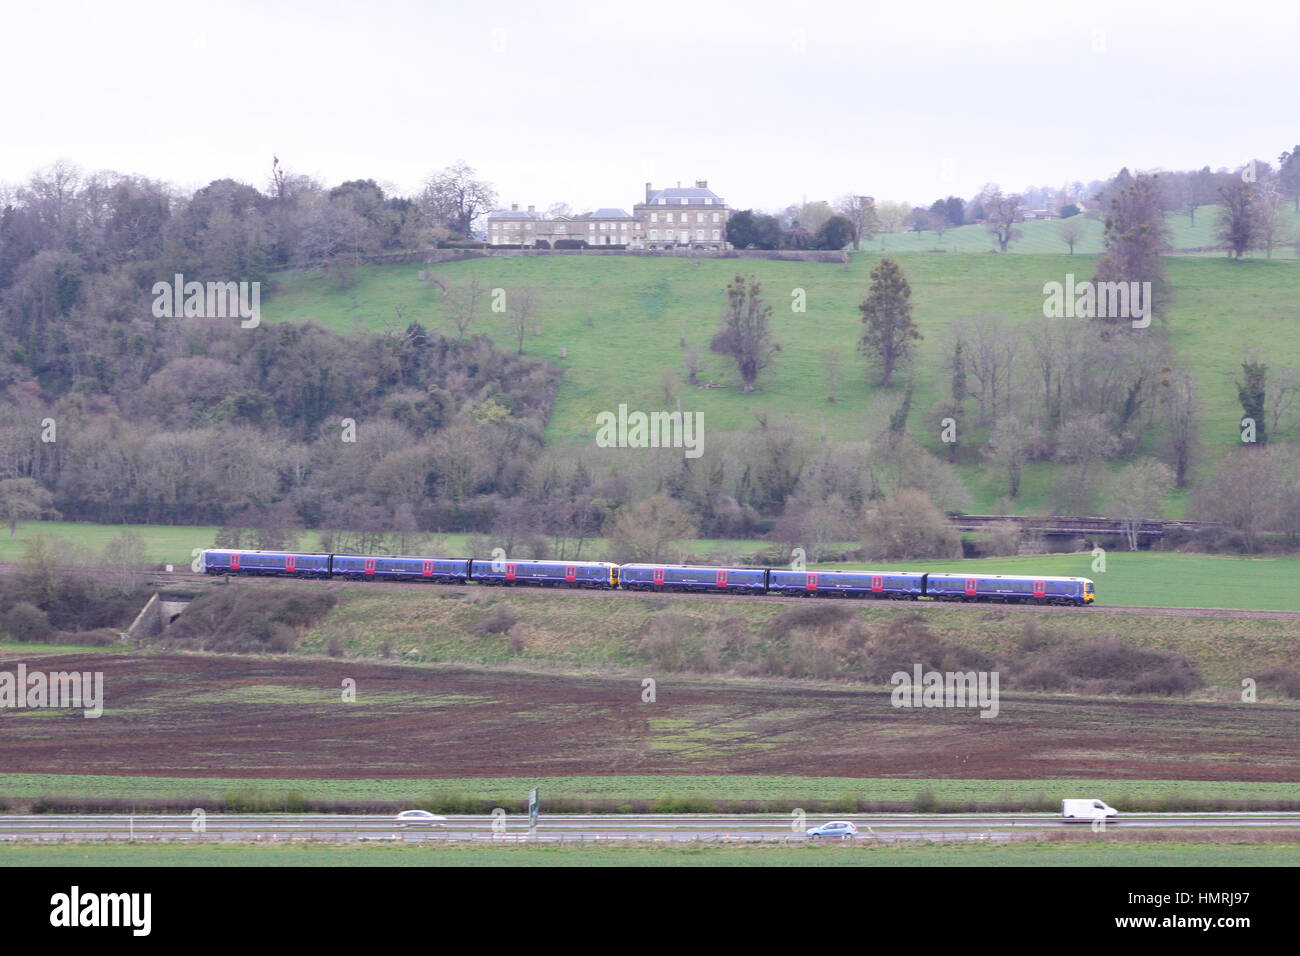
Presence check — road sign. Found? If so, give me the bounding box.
[528,788,539,836]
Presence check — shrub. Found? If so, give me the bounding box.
[3,602,52,642]
[763,604,872,679]
[637,611,720,672]
[860,613,992,683]
[160,587,337,653]
[1255,667,1300,699]
[1013,638,1200,696]
[507,625,532,653]
[480,603,519,635]
[860,489,962,561]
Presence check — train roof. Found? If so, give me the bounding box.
[924,572,1094,582]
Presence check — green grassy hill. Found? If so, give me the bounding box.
[264,246,1299,514]
[873,207,1300,257]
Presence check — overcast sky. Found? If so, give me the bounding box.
[3,0,1295,211]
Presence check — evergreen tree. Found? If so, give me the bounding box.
[858,257,921,386]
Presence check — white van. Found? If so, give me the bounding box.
[1062,798,1119,820]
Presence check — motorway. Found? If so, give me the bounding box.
[1,813,1298,844]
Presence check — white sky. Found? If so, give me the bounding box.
[2,0,1295,210]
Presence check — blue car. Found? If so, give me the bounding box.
[618,564,767,593]
[923,573,1094,606]
[331,554,470,583]
[806,821,858,840]
[200,549,330,577]
[470,560,618,589]
[767,569,924,598]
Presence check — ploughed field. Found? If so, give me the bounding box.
[2,651,1296,782]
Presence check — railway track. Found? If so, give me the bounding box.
[6,562,1297,620]
[146,571,1300,620]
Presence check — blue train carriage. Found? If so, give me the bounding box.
[469,559,618,588]
[199,549,331,577]
[767,568,925,598]
[619,564,768,593]
[331,554,471,583]
[924,573,1095,606]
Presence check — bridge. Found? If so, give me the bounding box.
[949,515,1222,540]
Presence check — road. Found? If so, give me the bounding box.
[2,812,1298,844]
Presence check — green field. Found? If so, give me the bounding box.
[870,207,1300,257]
[263,247,1300,516]
[3,773,1297,807]
[834,551,1300,611]
[0,520,832,568]
[2,840,1296,867]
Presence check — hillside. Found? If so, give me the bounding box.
[265,248,1300,514]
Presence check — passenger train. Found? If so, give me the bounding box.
[199,550,1096,606]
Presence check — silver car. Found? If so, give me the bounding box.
[395,809,448,827]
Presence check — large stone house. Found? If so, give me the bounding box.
[486,180,729,250]
[633,181,730,250]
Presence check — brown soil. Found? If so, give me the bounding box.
[1,651,1296,781]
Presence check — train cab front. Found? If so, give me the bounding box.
[1084,580,1095,604]
[611,565,620,589]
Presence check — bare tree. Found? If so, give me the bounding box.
[1254,176,1290,258]
[1058,218,1084,254]
[834,194,879,250]
[505,285,541,355]
[420,161,497,237]
[984,416,1039,498]
[684,345,704,386]
[1192,449,1279,552]
[960,315,1019,425]
[1158,370,1200,487]
[0,477,59,538]
[1053,414,1121,511]
[442,278,486,340]
[603,494,698,563]
[979,185,1024,252]
[1216,175,1258,259]
[1105,459,1175,550]
[822,349,842,403]
[1268,365,1300,438]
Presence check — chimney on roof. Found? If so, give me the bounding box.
[511,203,518,211]
[645,182,652,202]
[528,205,535,213]
[696,180,707,189]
